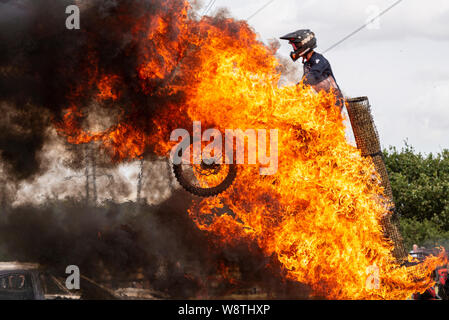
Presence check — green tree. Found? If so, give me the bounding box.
[383,143,449,249]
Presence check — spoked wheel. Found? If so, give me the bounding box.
[172,143,237,197]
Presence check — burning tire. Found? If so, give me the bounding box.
[172,157,237,197]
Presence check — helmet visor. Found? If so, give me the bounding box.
[289,40,299,50]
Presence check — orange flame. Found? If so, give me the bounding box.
[97,75,121,101]
[56,1,447,299]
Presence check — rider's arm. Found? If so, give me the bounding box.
[303,55,331,86]
[302,55,344,110]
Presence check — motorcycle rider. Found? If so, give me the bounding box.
[280,29,344,109]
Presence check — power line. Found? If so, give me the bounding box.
[202,0,213,15]
[203,0,213,12]
[205,0,217,15]
[323,0,403,53]
[247,0,276,21]
[202,0,217,16]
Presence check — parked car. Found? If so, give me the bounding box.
[0,262,118,300]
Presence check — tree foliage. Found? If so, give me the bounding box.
[383,143,449,249]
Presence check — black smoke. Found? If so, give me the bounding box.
[0,0,312,299]
[0,190,311,298]
[0,0,192,181]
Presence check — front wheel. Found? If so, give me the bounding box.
[172,157,237,198]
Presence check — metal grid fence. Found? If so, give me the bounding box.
[345,97,407,262]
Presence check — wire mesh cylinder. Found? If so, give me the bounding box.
[345,97,407,261]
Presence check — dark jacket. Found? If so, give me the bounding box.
[303,52,337,86]
[302,52,344,108]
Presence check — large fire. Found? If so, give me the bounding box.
[56,0,446,299]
